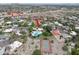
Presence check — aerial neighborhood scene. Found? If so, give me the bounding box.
[0,3,79,55]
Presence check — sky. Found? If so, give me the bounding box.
[0,0,79,3]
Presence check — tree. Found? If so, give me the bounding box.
[70,32,79,55]
[32,49,41,55]
[4,17,12,22]
[28,22,35,32]
[62,45,68,51]
[28,27,33,32]
[43,25,52,33]
[42,25,52,37]
[69,24,75,31]
[18,20,28,27]
[0,31,3,34]
[31,22,35,27]
[20,31,27,43]
[9,32,18,43]
[42,31,52,36]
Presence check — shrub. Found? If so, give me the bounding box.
[71,48,79,55]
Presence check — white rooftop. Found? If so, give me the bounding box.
[6,21,12,24]
[4,28,13,32]
[75,27,79,29]
[9,41,22,52]
[54,21,63,26]
[70,31,77,36]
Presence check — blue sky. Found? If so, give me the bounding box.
[0,0,79,3]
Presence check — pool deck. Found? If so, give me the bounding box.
[40,39,52,54]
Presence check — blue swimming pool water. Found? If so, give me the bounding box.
[43,40,49,49]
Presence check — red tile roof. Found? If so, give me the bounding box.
[52,29,61,36]
[7,12,23,17]
[34,19,41,27]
